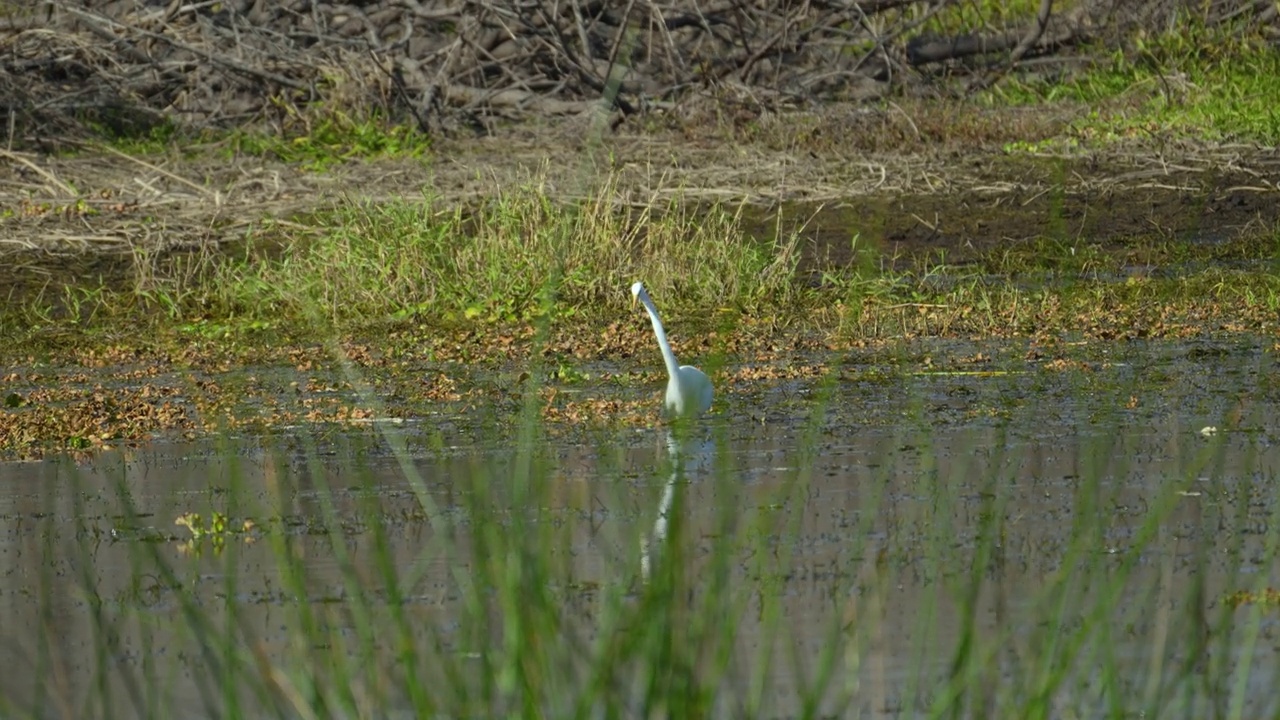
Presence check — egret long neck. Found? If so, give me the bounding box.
[639,294,681,379]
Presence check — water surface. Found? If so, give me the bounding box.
[1,340,1278,718]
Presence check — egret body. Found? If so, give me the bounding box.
[630,281,713,417]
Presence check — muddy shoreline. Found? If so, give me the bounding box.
[2,104,1279,459]
[3,119,1279,288]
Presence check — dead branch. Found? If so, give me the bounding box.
[0,0,1274,142]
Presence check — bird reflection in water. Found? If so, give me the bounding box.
[640,428,715,582]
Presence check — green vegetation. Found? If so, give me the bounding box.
[2,6,1279,451]
[196,185,792,327]
[0,1,33,17]
[7,169,1276,455]
[226,112,432,170]
[919,0,1047,33]
[7,180,805,345]
[90,118,184,156]
[62,109,430,169]
[4,173,1280,356]
[990,24,1280,145]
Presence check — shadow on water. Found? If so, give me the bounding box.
[1,342,1280,718]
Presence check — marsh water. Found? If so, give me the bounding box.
[2,338,1279,718]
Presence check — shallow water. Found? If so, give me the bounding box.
[1,340,1279,718]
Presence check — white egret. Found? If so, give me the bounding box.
[630,281,713,417]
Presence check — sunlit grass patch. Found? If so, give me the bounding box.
[911,0,1049,35]
[186,178,803,330]
[826,263,1280,342]
[988,27,1280,145]
[1225,588,1280,610]
[3,163,1280,365]
[226,112,433,170]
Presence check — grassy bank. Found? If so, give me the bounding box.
[4,169,1277,457]
[988,32,1280,148]
[3,8,1279,358]
[4,173,1279,361]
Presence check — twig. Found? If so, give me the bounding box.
[90,143,219,202]
[0,150,76,197]
[60,5,310,91]
[1009,0,1054,65]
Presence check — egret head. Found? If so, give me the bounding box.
[630,281,645,308]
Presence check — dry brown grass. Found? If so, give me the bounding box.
[0,106,1277,267]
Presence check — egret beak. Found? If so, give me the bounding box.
[630,295,637,310]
